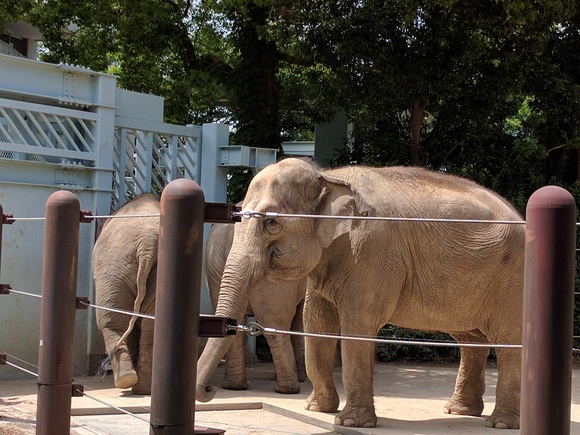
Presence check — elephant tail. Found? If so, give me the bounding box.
[114,257,155,350]
[96,352,112,378]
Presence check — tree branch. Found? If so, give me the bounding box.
[279,52,314,67]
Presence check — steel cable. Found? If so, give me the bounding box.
[75,385,151,424]
[229,321,523,349]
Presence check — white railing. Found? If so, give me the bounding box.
[113,116,202,208]
[0,97,97,165]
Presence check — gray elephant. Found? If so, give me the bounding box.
[205,222,306,393]
[196,158,524,430]
[92,194,159,394]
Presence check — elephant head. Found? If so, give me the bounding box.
[196,158,359,401]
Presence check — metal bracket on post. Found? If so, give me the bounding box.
[204,203,241,223]
[76,297,89,310]
[1,209,14,293]
[2,214,14,225]
[72,384,84,397]
[80,210,93,224]
[198,315,237,337]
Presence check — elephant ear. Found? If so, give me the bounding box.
[316,174,362,248]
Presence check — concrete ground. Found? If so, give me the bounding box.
[1,361,580,434]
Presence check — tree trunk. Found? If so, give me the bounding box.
[231,4,282,151]
[408,98,427,166]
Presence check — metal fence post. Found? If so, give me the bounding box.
[36,190,80,435]
[150,178,204,434]
[521,186,576,435]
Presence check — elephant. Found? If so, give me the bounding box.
[92,193,159,395]
[205,222,307,394]
[195,158,524,430]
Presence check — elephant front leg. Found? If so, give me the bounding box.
[304,293,340,413]
[222,331,248,390]
[444,333,488,416]
[265,333,300,394]
[334,328,377,428]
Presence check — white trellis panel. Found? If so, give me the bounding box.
[0,97,97,164]
[113,116,202,209]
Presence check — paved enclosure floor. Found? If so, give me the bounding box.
[2,361,580,434]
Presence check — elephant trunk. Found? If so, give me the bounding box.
[196,335,235,402]
[196,246,264,402]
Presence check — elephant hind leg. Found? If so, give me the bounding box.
[101,326,138,390]
[112,346,138,389]
[291,300,306,382]
[444,331,488,417]
[131,318,153,395]
[484,347,520,429]
[265,333,300,394]
[222,331,249,391]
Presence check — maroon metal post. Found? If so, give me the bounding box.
[521,186,576,435]
[0,205,14,293]
[0,204,3,281]
[36,190,80,435]
[150,178,204,434]
[0,204,4,290]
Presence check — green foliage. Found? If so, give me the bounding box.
[376,326,461,363]
[226,167,254,204]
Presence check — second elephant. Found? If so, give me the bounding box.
[93,194,159,394]
[205,222,306,394]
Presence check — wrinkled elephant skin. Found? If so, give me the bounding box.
[205,222,306,394]
[195,159,524,430]
[92,194,159,395]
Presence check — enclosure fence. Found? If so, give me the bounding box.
[0,182,577,434]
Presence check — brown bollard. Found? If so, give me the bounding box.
[36,191,80,435]
[521,186,576,435]
[150,179,204,434]
[0,204,3,283]
[0,204,4,290]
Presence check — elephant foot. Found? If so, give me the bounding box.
[334,403,377,428]
[112,348,138,389]
[443,394,484,416]
[274,379,300,394]
[114,370,138,389]
[131,383,151,395]
[304,389,339,413]
[485,409,520,429]
[222,376,248,390]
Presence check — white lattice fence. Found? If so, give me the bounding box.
[0,97,97,165]
[113,117,202,208]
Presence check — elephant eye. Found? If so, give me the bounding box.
[263,217,282,234]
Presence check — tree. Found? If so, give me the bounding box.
[21,0,323,150]
[300,0,579,206]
